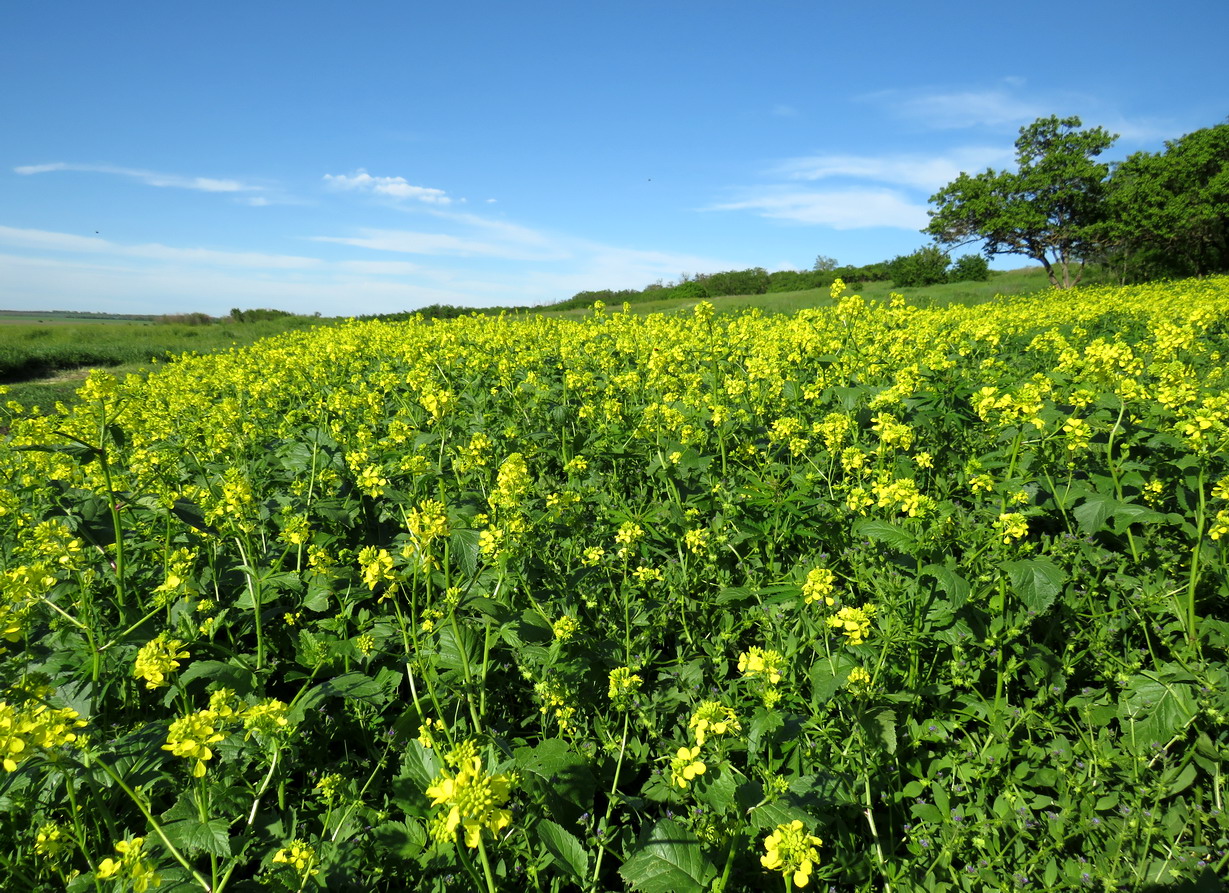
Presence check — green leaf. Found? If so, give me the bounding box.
[749,798,813,831]
[513,738,596,825]
[178,660,257,695]
[924,563,970,609]
[1073,491,1116,534]
[858,708,897,755]
[537,819,590,882]
[1119,672,1199,752]
[853,519,917,552]
[1002,557,1066,615]
[619,818,716,893]
[161,818,231,857]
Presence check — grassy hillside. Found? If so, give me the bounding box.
[0,316,327,411]
[543,267,1053,318]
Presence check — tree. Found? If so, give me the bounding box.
[812,254,839,272]
[1102,121,1229,280]
[926,116,1117,288]
[888,246,950,287]
[948,253,991,282]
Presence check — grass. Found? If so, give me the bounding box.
[0,317,329,411]
[542,267,1054,319]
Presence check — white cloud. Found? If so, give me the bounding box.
[710,188,929,230]
[772,147,1013,191]
[865,87,1049,130]
[771,104,799,117]
[0,225,320,270]
[13,162,259,194]
[336,260,422,276]
[311,228,562,261]
[323,169,451,204]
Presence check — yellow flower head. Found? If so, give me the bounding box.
[163,711,225,778]
[802,567,837,606]
[689,701,740,746]
[670,745,707,789]
[134,634,189,690]
[738,647,784,684]
[272,840,317,879]
[425,749,514,848]
[827,605,875,646]
[762,820,822,888]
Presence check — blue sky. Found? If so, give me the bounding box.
[2,1,1226,317]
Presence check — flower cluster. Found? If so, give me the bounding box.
[97,836,160,892]
[689,701,740,746]
[425,743,514,848]
[133,634,190,690]
[827,605,876,645]
[802,567,837,606]
[762,820,823,888]
[0,698,86,772]
[669,745,707,789]
[272,839,318,879]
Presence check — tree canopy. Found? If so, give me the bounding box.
[926,116,1117,288]
[1102,122,1229,280]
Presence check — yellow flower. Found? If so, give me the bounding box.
[163,711,225,778]
[97,837,160,892]
[996,512,1029,544]
[608,667,643,704]
[272,839,318,878]
[688,701,739,746]
[762,820,822,888]
[552,615,580,641]
[802,567,836,606]
[670,745,706,789]
[738,647,784,684]
[827,605,875,645]
[242,699,291,741]
[425,750,514,848]
[134,634,189,690]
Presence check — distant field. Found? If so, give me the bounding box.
[0,316,328,410]
[543,267,1054,318]
[1,269,1054,410]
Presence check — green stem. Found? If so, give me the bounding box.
[1186,467,1206,645]
[235,537,265,670]
[588,713,630,891]
[92,756,212,891]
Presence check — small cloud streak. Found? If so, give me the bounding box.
[0,225,320,269]
[711,187,929,230]
[772,147,1013,191]
[323,169,452,204]
[14,162,259,193]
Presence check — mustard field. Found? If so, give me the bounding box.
[1,278,1227,891]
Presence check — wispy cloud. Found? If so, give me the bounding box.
[13,162,260,194]
[310,228,564,261]
[0,225,320,269]
[864,87,1049,130]
[771,147,1013,191]
[710,187,929,230]
[323,169,452,204]
[770,104,799,118]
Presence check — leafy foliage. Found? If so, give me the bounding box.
[1,277,1228,891]
[927,115,1118,289]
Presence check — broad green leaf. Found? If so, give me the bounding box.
[853,519,917,552]
[924,563,971,609]
[1073,491,1116,534]
[619,818,716,893]
[514,738,596,824]
[161,818,231,857]
[1002,557,1066,615]
[859,708,897,755]
[537,819,590,882]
